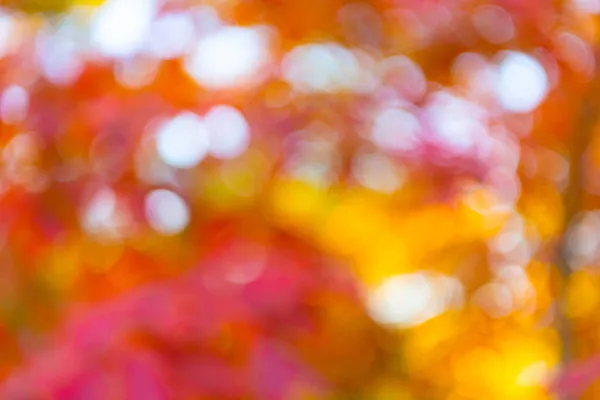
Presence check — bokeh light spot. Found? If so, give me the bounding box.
[495,52,548,113]
[91,0,157,58]
[0,85,28,125]
[185,26,271,90]
[352,152,403,193]
[145,189,191,235]
[155,112,210,169]
[371,107,421,152]
[281,43,375,93]
[145,13,196,59]
[204,105,251,159]
[368,273,463,327]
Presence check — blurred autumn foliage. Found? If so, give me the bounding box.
[2,0,600,398]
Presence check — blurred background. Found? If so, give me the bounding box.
[1,0,600,398]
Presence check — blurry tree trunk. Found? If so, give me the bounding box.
[556,64,600,399]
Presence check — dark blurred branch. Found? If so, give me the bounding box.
[556,99,593,359]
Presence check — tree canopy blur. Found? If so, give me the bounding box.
[1,0,600,398]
